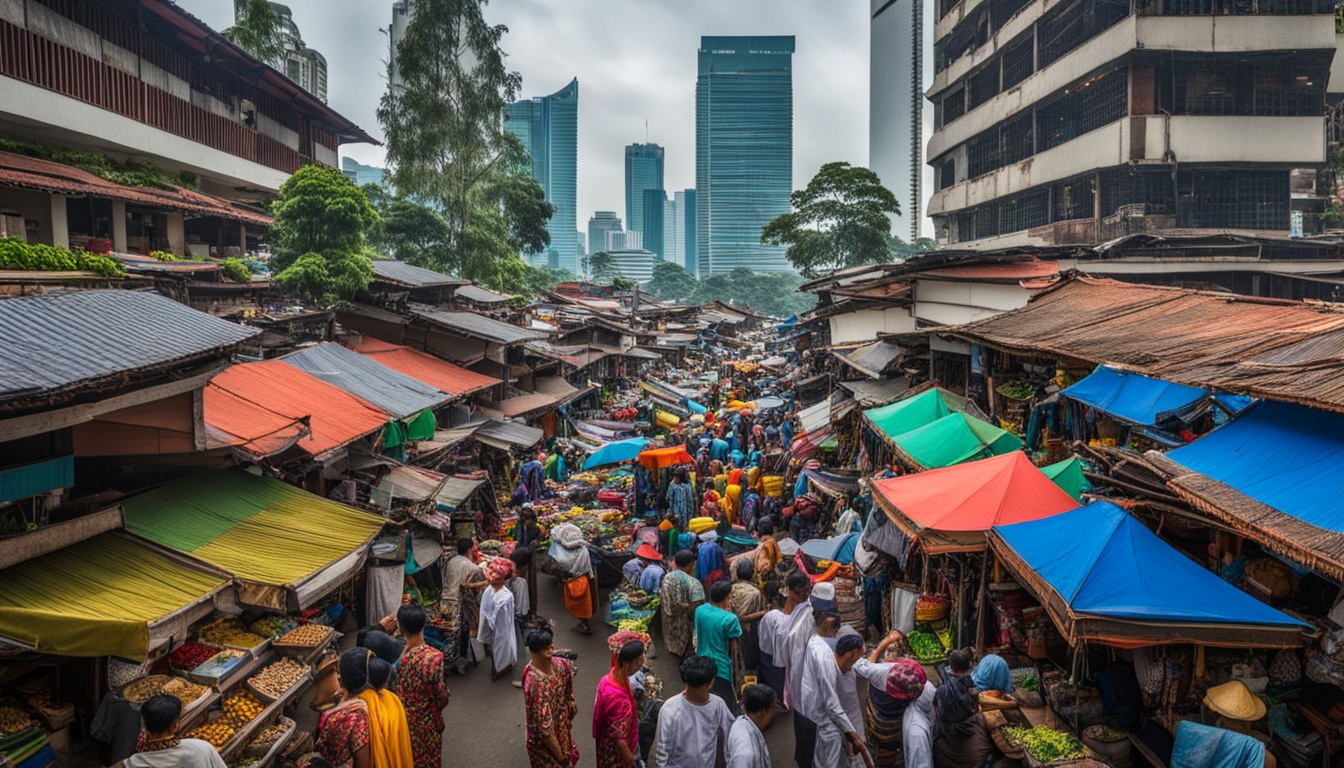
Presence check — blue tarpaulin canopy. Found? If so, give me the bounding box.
[1062,366,1210,427]
[1160,400,1344,580]
[990,501,1307,648]
[799,533,859,565]
[582,437,651,469]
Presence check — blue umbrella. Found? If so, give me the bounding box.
[582,437,651,470]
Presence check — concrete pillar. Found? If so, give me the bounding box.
[111,201,127,253]
[238,222,248,256]
[49,195,68,249]
[166,212,185,255]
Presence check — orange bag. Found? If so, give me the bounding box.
[563,576,594,620]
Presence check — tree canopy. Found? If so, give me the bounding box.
[691,268,814,318]
[269,164,377,306]
[646,260,699,302]
[377,0,553,288]
[224,0,292,63]
[761,161,901,279]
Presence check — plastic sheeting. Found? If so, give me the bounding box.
[992,501,1307,641]
[1063,366,1210,426]
[0,534,227,658]
[582,437,650,469]
[124,470,383,611]
[889,412,1021,470]
[282,343,450,420]
[1166,401,1344,534]
[1041,456,1091,501]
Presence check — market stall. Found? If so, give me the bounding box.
[861,387,1015,471]
[123,470,385,613]
[1060,365,1244,448]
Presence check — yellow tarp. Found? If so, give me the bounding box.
[0,534,227,659]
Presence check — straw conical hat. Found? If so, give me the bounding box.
[1203,681,1266,721]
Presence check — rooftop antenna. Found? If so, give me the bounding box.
[645,119,649,144]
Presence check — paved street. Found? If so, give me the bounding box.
[439,574,797,767]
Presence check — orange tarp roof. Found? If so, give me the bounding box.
[638,446,695,470]
[346,338,499,397]
[871,451,1077,553]
[203,384,309,457]
[206,361,388,458]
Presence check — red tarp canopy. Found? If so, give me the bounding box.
[638,446,695,470]
[871,451,1078,553]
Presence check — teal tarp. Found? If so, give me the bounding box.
[0,455,74,504]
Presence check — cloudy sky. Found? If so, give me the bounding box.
[178,0,870,227]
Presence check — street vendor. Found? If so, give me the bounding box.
[1203,680,1269,742]
[440,537,487,675]
[666,467,697,526]
[126,694,227,768]
[623,543,665,593]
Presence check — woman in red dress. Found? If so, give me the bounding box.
[592,640,645,768]
[522,628,578,768]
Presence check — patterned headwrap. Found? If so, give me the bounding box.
[885,658,928,701]
[484,557,514,582]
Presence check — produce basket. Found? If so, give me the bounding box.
[119,675,213,716]
[915,595,950,622]
[1002,725,1092,768]
[239,716,296,764]
[186,650,248,686]
[245,658,312,704]
[271,624,335,657]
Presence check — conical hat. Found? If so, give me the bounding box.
[1203,680,1266,721]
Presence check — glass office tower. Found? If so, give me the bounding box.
[506,78,579,273]
[625,144,665,239]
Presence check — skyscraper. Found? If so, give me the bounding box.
[678,189,698,275]
[587,212,622,260]
[506,79,579,273]
[246,4,327,102]
[695,36,795,276]
[341,157,386,188]
[625,144,665,238]
[871,0,934,242]
[642,189,668,260]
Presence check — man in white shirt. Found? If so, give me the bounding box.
[779,571,816,767]
[125,694,227,768]
[903,680,937,768]
[726,684,777,768]
[799,612,875,768]
[654,655,735,768]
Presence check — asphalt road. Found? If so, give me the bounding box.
[439,574,799,767]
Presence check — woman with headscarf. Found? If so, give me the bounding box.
[665,468,696,526]
[478,558,518,682]
[970,653,1013,697]
[358,657,414,768]
[593,640,646,768]
[314,649,375,768]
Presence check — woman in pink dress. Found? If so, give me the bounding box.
[592,640,645,768]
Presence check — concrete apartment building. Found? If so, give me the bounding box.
[0,0,373,254]
[925,0,1337,248]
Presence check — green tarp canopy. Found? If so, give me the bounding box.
[1042,456,1091,502]
[891,412,1021,470]
[864,388,956,439]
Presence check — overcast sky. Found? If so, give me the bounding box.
[178,0,870,227]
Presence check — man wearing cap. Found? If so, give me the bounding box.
[799,600,874,768]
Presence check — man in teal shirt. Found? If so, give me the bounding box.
[694,579,743,714]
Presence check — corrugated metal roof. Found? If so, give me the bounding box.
[205,360,389,459]
[944,275,1344,413]
[0,151,272,226]
[280,342,449,419]
[499,392,559,417]
[413,309,549,344]
[437,476,488,508]
[454,284,513,304]
[202,384,309,456]
[839,377,913,407]
[371,260,466,288]
[0,290,258,401]
[834,341,903,379]
[345,338,499,397]
[475,419,543,449]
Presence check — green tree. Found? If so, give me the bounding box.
[274,253,331,305]
[691,268,815,318]
[646,260,699,302]
[761,161,901,279]
[890,235,938,260]
[369,197,454,271]
[525,266,575,295]
[224,0,293,63]
[378,0,554,280]
[587,251,617,282]
[269,164,378,305]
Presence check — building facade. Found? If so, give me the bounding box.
[342,157,386,188]
[695,36,796,276]
[587,211,622,262]
[926,0,1335,248]
[607,230,643,251]
[871,0,935,241]
[642,188,667,259]
[625,143,665,238]
[607,248,660,283]
[506,78,580,273]
[0,0,372,254]
[267,4,327,102]
[677,189,698,274]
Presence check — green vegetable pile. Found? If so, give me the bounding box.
[1020,675,1039,691]
[996,381,1036,400]
[0,238,124,277]
[1002,725,1085,762]
[907,631,945,662]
